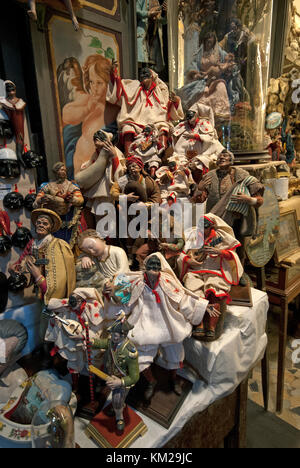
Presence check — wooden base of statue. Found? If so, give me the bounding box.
[85,404,148,448]
[75,375,109,420]
[126,364,193,429]
[230,283,253,307]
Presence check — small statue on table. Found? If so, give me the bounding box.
[193,149,264,278]
[124,253,217,400]
[177,214,243,341]
[33,162,85,248]
[155,159,194,203]
[44,288,104,393]
[92,314,140,434]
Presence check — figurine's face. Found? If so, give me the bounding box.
[69,294,84,310]
[6,84,16,98]
[144,126,152,136]
[80,237,106,258]
[186,111,197,123]
[55,165,67,180]
[35,216,52,238]
[217,152,232,169]
[127,163,142,179]
[94,137,105,152]
[168,162,177,173]
[88,65,107,98]
[139,69,153,90]
[145,256,162,278]
[111,332,123,345]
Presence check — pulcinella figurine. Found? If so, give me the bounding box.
[3,186,24,210]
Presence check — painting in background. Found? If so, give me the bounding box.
[48,15,121,177]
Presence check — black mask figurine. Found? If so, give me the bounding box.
[0,273,8,313]
[11,222,33,249]
[7,272,28,293]
[22,149,44,169]
[3,186,24,210]
[24,191,37,212]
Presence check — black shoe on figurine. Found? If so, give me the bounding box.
[171,379,183,396]
[144,381,157,401]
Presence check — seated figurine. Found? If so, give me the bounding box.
[33,162,85,248]
[172,105,224,184]
[177,214,243,341]
[75,229,129,295]
[92,314,140,434]
[110,156,161,207]
[128,125,164,178]
[155,160,194,203]
[107,65,184,156]
[124,253,218,399]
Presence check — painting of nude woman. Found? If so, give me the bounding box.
[48,15,121,177]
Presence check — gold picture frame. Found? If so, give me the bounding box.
[275,210,300,263]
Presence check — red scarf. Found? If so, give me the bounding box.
[72,300,87,330]
[144,273,161,304]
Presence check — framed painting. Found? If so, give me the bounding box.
[47,14,122,177]
[81,0,120,20]
[275,210,300,263]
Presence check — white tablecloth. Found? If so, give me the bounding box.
[0,289,268,448]
[75,288,269,448]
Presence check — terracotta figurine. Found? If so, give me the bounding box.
[27,0,80,31]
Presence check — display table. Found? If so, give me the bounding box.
[0,289,268,448]
[75,288,268,449]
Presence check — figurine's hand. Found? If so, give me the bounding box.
[230,193,255,205]
[103,140,117,158]
[126,192,140,202]
[169,91,179,103]
[25,257,41,280]
[206,305,221,318]
[106,375,122,390]
[81,256,95,269]
[203,246,222,256]
[183,133,198,140]
[103,280,113,296]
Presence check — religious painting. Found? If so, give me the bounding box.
[48,14,121,177]
[275,210,300,263]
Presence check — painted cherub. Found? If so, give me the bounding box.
[27,0,80,31]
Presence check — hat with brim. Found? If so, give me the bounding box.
[31,209,62,233]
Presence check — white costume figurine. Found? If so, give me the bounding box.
[156,159,194,202]
[129,125,164,178]
[172,104,224,183]
[124,252,218,399]
[107,66,184,156]
[178,214,243,341]
[44,288,104,391]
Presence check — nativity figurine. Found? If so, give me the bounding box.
[107,65,184,156]
[33,162,85,248]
